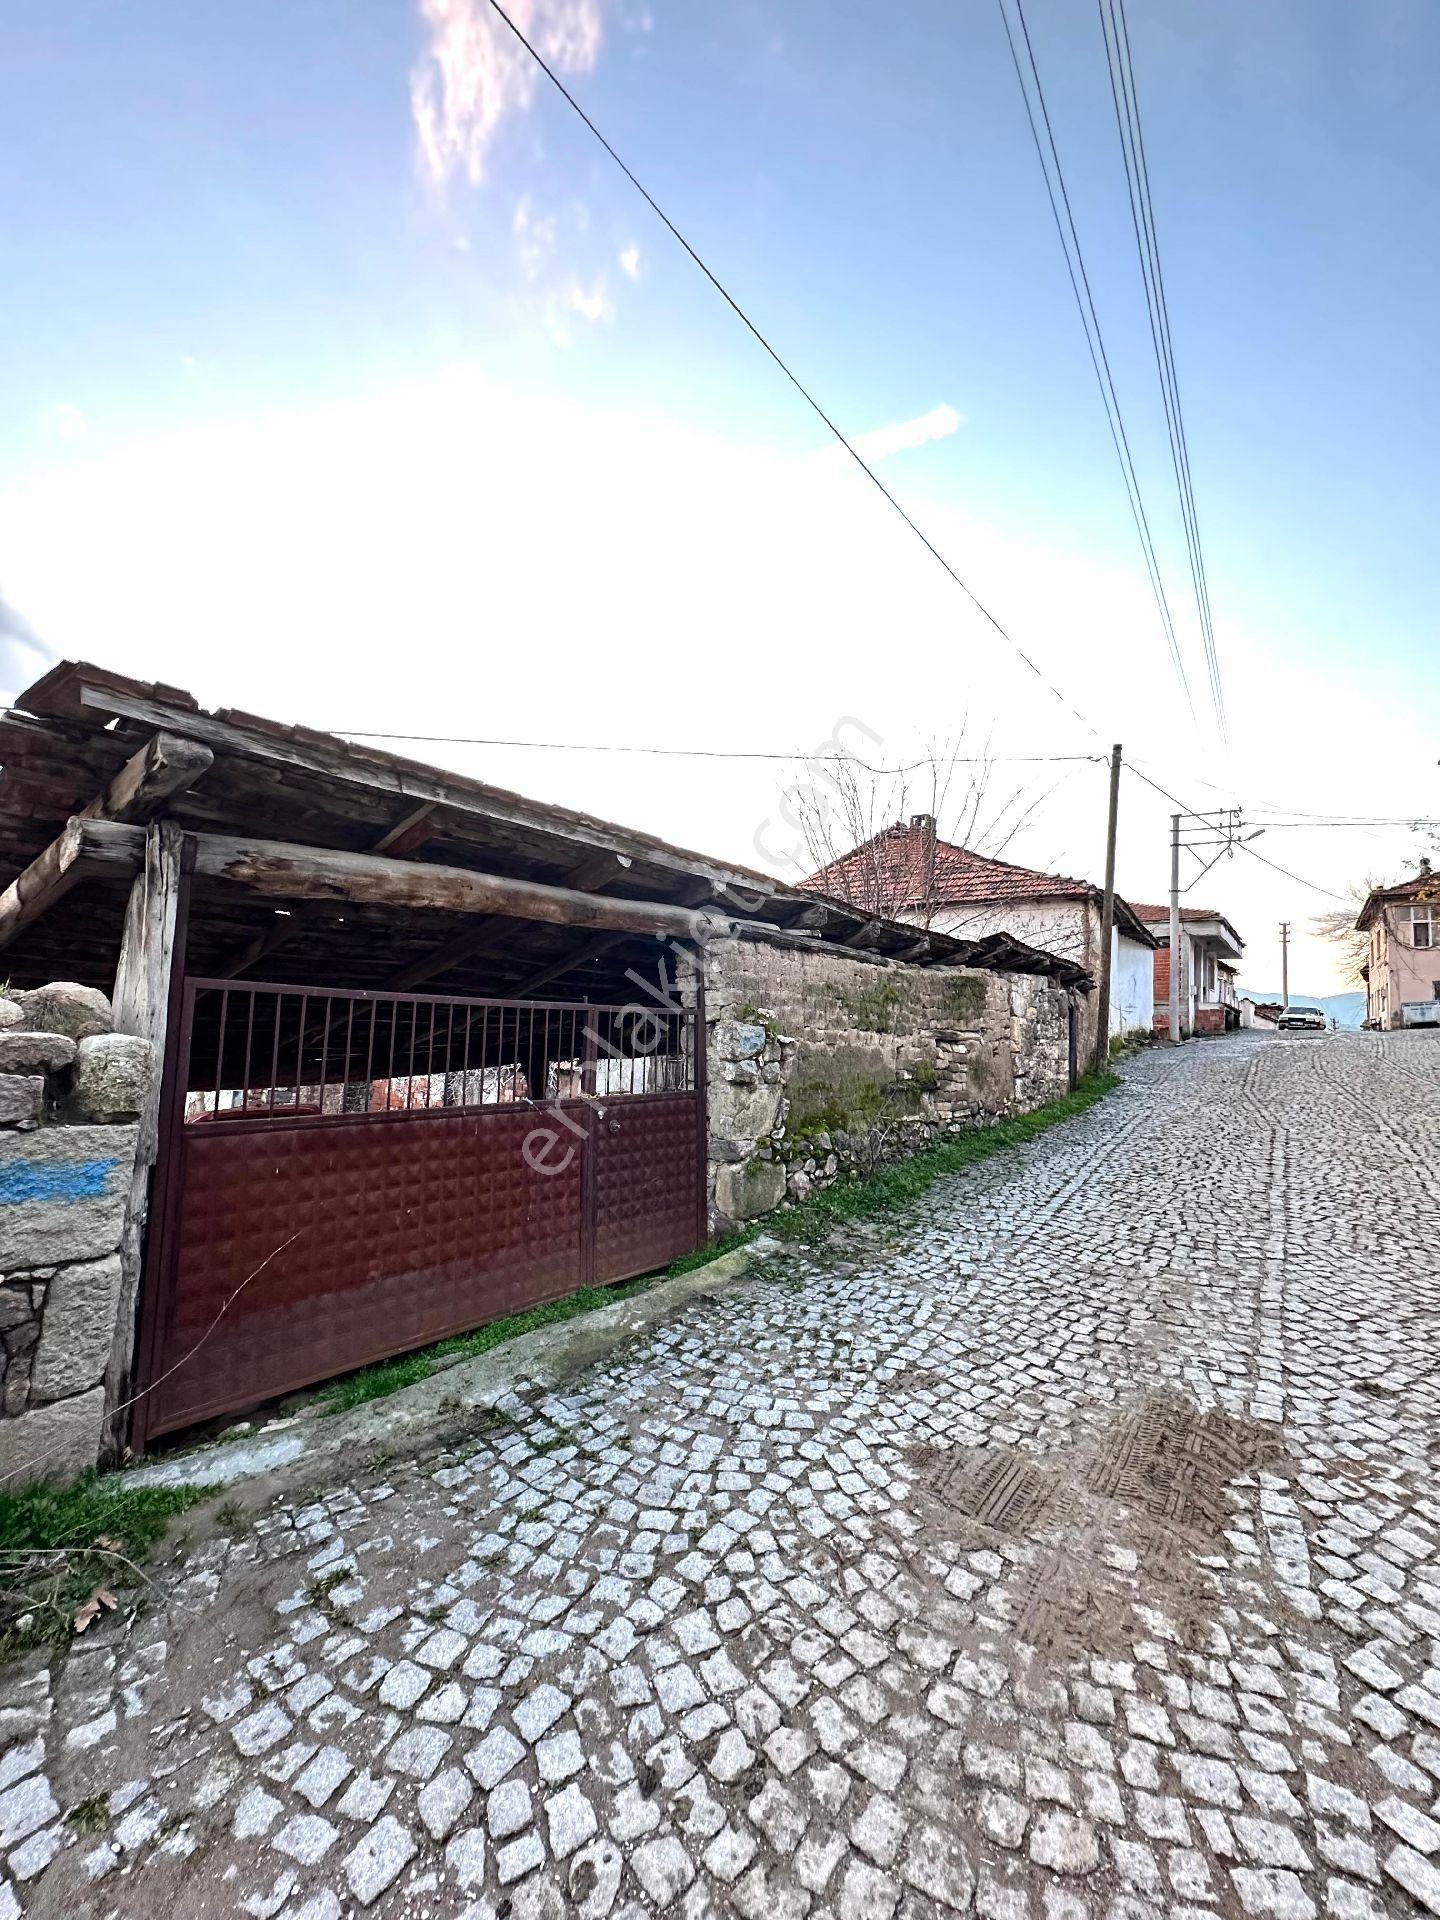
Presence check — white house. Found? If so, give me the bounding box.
[801,816,1156,1051]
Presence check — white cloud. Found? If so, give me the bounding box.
[411,0,603,189]
[43,403,87,442]
[513,193,557,280]
[540,274,614,346]
[847,402,963,464]
[618,244,641,280]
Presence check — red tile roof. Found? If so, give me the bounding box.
[801,822,1154,943]
[1356,867,1439,929]
[1131,903,1226,924]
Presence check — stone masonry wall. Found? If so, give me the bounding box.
[0,982,153,1486]
[700,936,1073,1234]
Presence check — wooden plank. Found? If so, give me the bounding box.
[190,830,734,939]
[369,802,438,858]
[81,730,213,825]
[76,683,782,902]
[0,817,144,948]
[104,822,188,1460]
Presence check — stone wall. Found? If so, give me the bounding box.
[0,983,153,1486]
[700,936,1074,1233]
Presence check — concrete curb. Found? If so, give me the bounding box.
[123,1249,757,1498]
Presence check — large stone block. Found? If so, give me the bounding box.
[0,1124,138,1269]
[31,1254,123,1402]
[0,1077,44,1128]
[0,999,26,1031]
[713,1021,768,1062]
[13,982,113,1043]
[709,1076,783,1144]
[0,1032,77,1073]
[714,1157,786,1223]
[69,1034,154,1122]
[0,1386,104,1486]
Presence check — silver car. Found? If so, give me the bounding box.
[1278,1005,1326,1032]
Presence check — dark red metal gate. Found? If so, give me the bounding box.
[131,978,706,1447]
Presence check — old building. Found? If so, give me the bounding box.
[0,662,1092,1477]
[800,816,1155,1056]
[1357,861,1440,1028]
[1133,903,1245,1036]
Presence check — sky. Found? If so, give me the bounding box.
[3,0,1438,995]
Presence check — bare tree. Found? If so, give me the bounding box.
[789,735,1044,928]
[1313,875,1389,987]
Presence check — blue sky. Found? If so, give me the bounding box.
[3,0,1438,990]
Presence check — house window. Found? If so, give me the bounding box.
[1409,904,1434,948]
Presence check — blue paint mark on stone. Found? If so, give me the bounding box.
[0,1159,119,1206]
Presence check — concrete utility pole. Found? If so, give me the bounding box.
[1169,813,1183,1046]
[1092,744,1122,1073]
[1280,922,1291,1008]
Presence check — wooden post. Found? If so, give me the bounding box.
[101,821,190,1462]
[1092,743,1122,1072]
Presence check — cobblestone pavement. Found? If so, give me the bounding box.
[6,1030,1440,1920]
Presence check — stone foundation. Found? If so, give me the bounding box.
[0,983,152,1486]
[701,937,1074,1234]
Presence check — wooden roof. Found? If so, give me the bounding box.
[0,662,1094,999]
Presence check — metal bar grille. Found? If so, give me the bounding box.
[179,978,696,1126]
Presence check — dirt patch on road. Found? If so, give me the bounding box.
[911,1387,1288,1658]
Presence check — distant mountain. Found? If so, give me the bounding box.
[1240,989,1365,1029]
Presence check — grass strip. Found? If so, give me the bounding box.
[0,1471,204,1660]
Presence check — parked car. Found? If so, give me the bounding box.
[1278,1005,1326,1032]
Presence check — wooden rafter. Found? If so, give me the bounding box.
[0,734,211,949]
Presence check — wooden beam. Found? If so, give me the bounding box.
[189,831,733,940]
[369,802,438,858]
[511,933,630,998]
[0,817,144,948]
[212,800,440,979]
[81,730,213,825]
[380,850,636,993]
[76,682,780,902]
[0,729,208,950]
[104,821,188,1460]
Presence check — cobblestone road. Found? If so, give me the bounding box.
[6,1030,1440,1920]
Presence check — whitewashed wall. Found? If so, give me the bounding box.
[1111,929,1154,1037]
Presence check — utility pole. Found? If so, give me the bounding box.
[1092,743,1122,1073]
[1168,813,1182,1045]
[1280,922,1290,1008]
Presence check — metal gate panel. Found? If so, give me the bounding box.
[144,1104,584,1438]
[592,1091,705,1285]
[133,978,706,1446]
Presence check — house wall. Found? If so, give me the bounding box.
[0,984,153,1486]
[924,897,1104,1057]
[1370,907,1440,1028]
[699,935,1073,1233]
[1111,930,1154,1038]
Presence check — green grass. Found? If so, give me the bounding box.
[318,1276,655,1415]
[761,1070,1118,1246]
[316,1072,1118,1416]
[0,1471,204,1660]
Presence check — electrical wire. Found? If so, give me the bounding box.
[998,0,1194,713]
[1098,0,1225,734]
[327,731,1104,771]
[1237,842,1353,904]
[478,0,1102,743]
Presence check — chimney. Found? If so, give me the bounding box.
[910,813,935,834]
[1421,857,1433,877]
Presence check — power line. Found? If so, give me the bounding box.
[328,732,1104,771]
[478,0,1102,744]
[1239,842,1352,904]
[1098,0,1226,734]
[997,0,1193,713]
